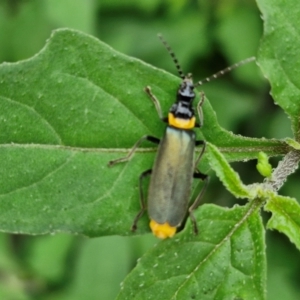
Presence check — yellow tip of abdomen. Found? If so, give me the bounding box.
[150,220,177,239]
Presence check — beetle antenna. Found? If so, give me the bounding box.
[158,34,185,79]
[195,56,256,87]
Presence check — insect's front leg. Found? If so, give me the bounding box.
[145,86,168,123]
[195,91,205,128]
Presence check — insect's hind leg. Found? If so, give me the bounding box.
[189,137,208,235]
[195,91,205,128]
[108,135,160,166]
[188,172,209,235]
[131,169,152,232]
[194,140,206,170]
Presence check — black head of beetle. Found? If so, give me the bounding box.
[177,75,195,102]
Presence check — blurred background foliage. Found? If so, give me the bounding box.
[0,0,299,299]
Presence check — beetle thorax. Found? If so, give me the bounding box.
[177,77,195,102]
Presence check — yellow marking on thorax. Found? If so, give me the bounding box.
[168,113,195,129]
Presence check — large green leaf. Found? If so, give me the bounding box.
[257,0,300,139]
[0,29,284,236]
[117,203,266,300]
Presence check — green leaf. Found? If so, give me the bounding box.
[265,194,300,251]
[117,203,266,300]
[256,152,272,178]
[206,143,255,199]
[201,100,287,162]
[0,28,283,236]
[0,28,172,236]
[257,0,300,139]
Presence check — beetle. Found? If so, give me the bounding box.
[109,35,255,239]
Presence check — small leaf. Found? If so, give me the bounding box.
[265,194,300,251]
[256,152,272,178]
[206,143,255,199]
[117,203,266,300]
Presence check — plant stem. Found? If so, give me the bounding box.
[266,150,300,192]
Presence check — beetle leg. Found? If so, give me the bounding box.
[131,169,152,231]
[189,173,209,234]
[108,135,160,166]
[195,91,205,128]
[194,140,206,171]
[190,137,208,235]
[109,86,167,167]
[145,86,168,123]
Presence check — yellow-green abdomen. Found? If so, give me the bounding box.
[147,126,195,228]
